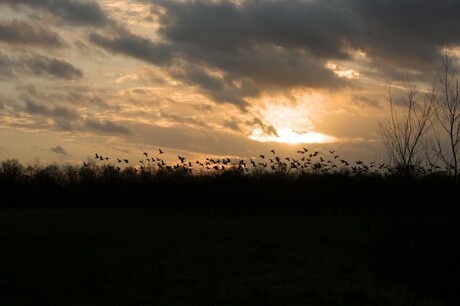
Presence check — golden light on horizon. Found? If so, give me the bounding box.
[249,93,336,144]
[250,128,336,144]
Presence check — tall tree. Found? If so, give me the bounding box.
[430,55,460,177]
[379,80,434,175]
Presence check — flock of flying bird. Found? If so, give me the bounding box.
[85,147,392,175]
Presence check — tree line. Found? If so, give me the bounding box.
[380,55,460,177]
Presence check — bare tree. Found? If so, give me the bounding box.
[430,55,460,177]
[379,80,434,175]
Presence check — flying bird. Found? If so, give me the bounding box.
[159,148,164,154]
[143,152,148,157]
[270,149,276,154]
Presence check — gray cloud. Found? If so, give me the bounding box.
[157,0,353,59]
[0,53,83,81]
[0,52,15,79]
[19,84,111,109]
[149,0,460,85]
[345,0,460,70]
[0,19,65,48]
[0,0,109,27]
[50,145,69,156]
[222,117,242,132]
[89,31,172,65]
[23,54,83,80]
[246,117,279,137]
[159,110,208,128]
[22,100,81,131]
[85,119,132,135]
[173,67,261,109]
[24,100,80,121]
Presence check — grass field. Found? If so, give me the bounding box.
[1,158,459,305]
[0,208,451,305]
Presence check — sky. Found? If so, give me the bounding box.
[1,0,459,166]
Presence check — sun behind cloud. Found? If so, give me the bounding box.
[250,127,336,144]
[248,93,336,144]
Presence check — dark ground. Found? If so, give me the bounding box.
[1,174,459,305]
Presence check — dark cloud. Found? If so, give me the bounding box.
[148,0,460,85]
[0,52,15,79]
[0,19,65,47]
[22,100,80,131]
[19,84,111,109]
[246,117,279,137]
[23,55,83,80]
[0,53,83,80]
[157,0,353,59]
[50,145,69,156]
[0,0,109,27]
[85,119,132,135]
[151,0,350,90]
[24,100,80,121]
[346,0,460,70]
[222,117,242,132]
[159,111,208,128]
[173,67,260,108]
[89,32,172,65]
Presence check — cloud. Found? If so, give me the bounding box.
[0,19,65,48]
[22,100,81,131]
[89,31,172,65]
[345,0,460,69]
[173,67,259,109]
[19,84,111,109]
[0,52,15,79]
[85,119,132,135]
[246,117,279,137]
[23,54,83,80]
[24,100,80,121]
[0,0,109,27]
[149,0,460,85]
[50,145,69,156]
[159,110,208,128]
[222,117,242,132]
[157,0,353,59]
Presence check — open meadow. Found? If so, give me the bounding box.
[1,156,460,305]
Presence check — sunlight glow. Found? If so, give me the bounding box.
[250,128,336,144]
[325,63,360,79]
[248,93,337,144]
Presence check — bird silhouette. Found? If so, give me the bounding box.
[95,153,99,159]
[143,152,148,157]
[159,148,164,154]
[117,158,122,163]
[270,149,276,154]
